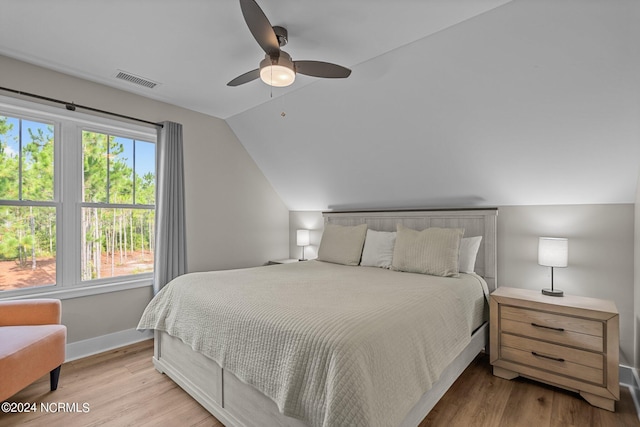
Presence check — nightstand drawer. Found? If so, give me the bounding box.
[500,334,604,385]
[501,306,603,352]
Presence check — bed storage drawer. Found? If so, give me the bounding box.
[223,369,307,427]
[157,332,223,406]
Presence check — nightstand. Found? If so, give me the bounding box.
[490,287,619,411]
[267,258,300,265]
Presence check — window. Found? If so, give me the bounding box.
[0,98,156,295]
[81,131,155,281]
[0,115,56,291]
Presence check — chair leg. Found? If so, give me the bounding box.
[50,365,61,391]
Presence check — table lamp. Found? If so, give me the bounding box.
[538,237,568,297]
[297,229,310,261]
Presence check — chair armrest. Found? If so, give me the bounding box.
[0,299,62,326]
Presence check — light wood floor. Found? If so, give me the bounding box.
[1,339,638,427]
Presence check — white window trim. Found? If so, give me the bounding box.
[0,95,157,300]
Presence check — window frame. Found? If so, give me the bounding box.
[0,95,157,300]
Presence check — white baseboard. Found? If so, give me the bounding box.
[65,328,153,362]
[620,365,640,421]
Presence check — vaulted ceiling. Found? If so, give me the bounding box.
[2,0,639,210]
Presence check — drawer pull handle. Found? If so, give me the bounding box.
[531,351,565,363]
[531,322,565,332]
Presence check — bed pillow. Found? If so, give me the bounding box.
[360,230,396,269]
[459,236,482,273]
[317,223,368,266]
[391,225,464,277]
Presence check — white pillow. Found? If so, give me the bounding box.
[459,236,482,273]
[361,230,396,268]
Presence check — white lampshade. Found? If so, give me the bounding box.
[296,229,310,247]
[538,237,568,268]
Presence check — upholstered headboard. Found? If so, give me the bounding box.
[323,208,498,291]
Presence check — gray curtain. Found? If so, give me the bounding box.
[153,121,187,293]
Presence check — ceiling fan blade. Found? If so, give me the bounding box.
[239,0,280,55]
[294,61,351,79]
[227,69,261,86]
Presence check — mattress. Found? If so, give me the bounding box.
[138,260,488,427]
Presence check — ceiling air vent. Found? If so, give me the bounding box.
[114,70,159,89]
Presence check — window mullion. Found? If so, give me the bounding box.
[18,118,22,200]
[106,134,111,204]
[59,122,82,288]
[133,140,137,204]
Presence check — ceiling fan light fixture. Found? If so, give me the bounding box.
[259,53,296,87]
[228,0,351,87]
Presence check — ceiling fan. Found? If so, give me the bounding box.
[227,0,352,87]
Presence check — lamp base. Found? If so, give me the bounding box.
[542,288,564,297]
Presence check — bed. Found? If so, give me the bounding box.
[138,208,498,427]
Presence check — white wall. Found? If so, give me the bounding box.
[635,175,640,369]
[291,204,635,365]
[498,205,634,365]
[0,55,290,344]
[61,287,153,343]
[289,211,324,261]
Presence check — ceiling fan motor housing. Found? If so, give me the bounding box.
[273,26,288,47]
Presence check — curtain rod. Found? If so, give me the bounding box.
[0,86,163,128]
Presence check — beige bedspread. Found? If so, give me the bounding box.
[138,260,488,427]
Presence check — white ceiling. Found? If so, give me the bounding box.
[0,0,510,120]
[228,0,640,209]
[2,0,639,211]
